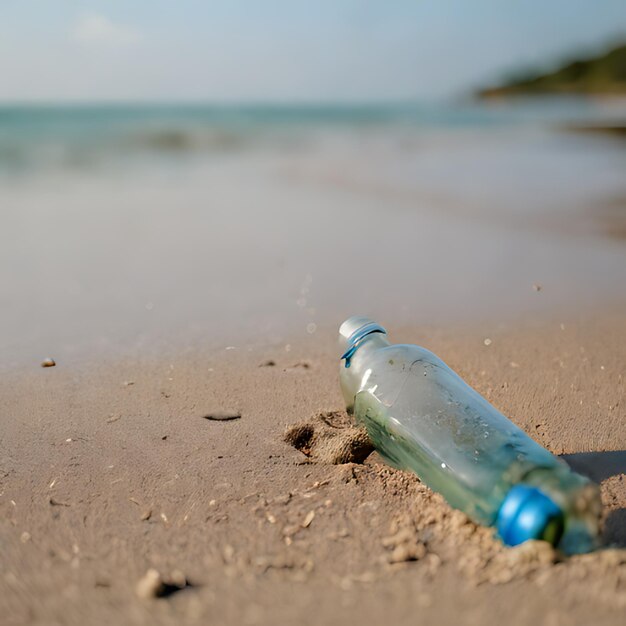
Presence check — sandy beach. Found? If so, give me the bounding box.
[1,312,625,626]
[1,102,626,625]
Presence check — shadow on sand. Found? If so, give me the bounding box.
[561,450,626,548]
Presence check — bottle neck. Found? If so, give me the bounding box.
[340,332,389,411]
[344,332,389,368]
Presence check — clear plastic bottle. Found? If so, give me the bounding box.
[339,316,602,553]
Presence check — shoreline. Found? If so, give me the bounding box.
[2,153,626,371]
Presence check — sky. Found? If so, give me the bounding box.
[0,1,625,103]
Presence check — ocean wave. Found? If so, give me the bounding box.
[1,100,623,176]
[0,127,266,175]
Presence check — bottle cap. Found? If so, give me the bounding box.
[339,317,386,368]
[497,484,564,547]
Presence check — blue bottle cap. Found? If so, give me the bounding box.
[497,484,564,547]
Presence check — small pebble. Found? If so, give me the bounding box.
[272,493,292,505]
[41,358,56,368]
[301,510,315,528]
[49,497,70,507]
[136,569,164,599]
[169,569,187,589]
[388,543,426,563]
[140,509,152,521]
[202,412,241,421]
[533,283,542,292]
[483,338,492,346]
[20,532,31,543]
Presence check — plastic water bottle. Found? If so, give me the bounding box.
[339,316,602,554]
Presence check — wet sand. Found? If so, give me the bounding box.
[1,312,625,626]
[2,148,626,370]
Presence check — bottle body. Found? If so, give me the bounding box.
[339,321,602,553]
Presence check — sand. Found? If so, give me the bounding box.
[1,312,625,626]
[2,101,626,626]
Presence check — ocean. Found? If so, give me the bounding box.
[1,99,625,367]
[1,98,625,175]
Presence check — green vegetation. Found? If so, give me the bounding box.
[478,42,626,97]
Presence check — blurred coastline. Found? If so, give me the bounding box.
[1,98,626,367]
[2,98,626,176]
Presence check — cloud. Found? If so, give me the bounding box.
[72,13,141,46]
